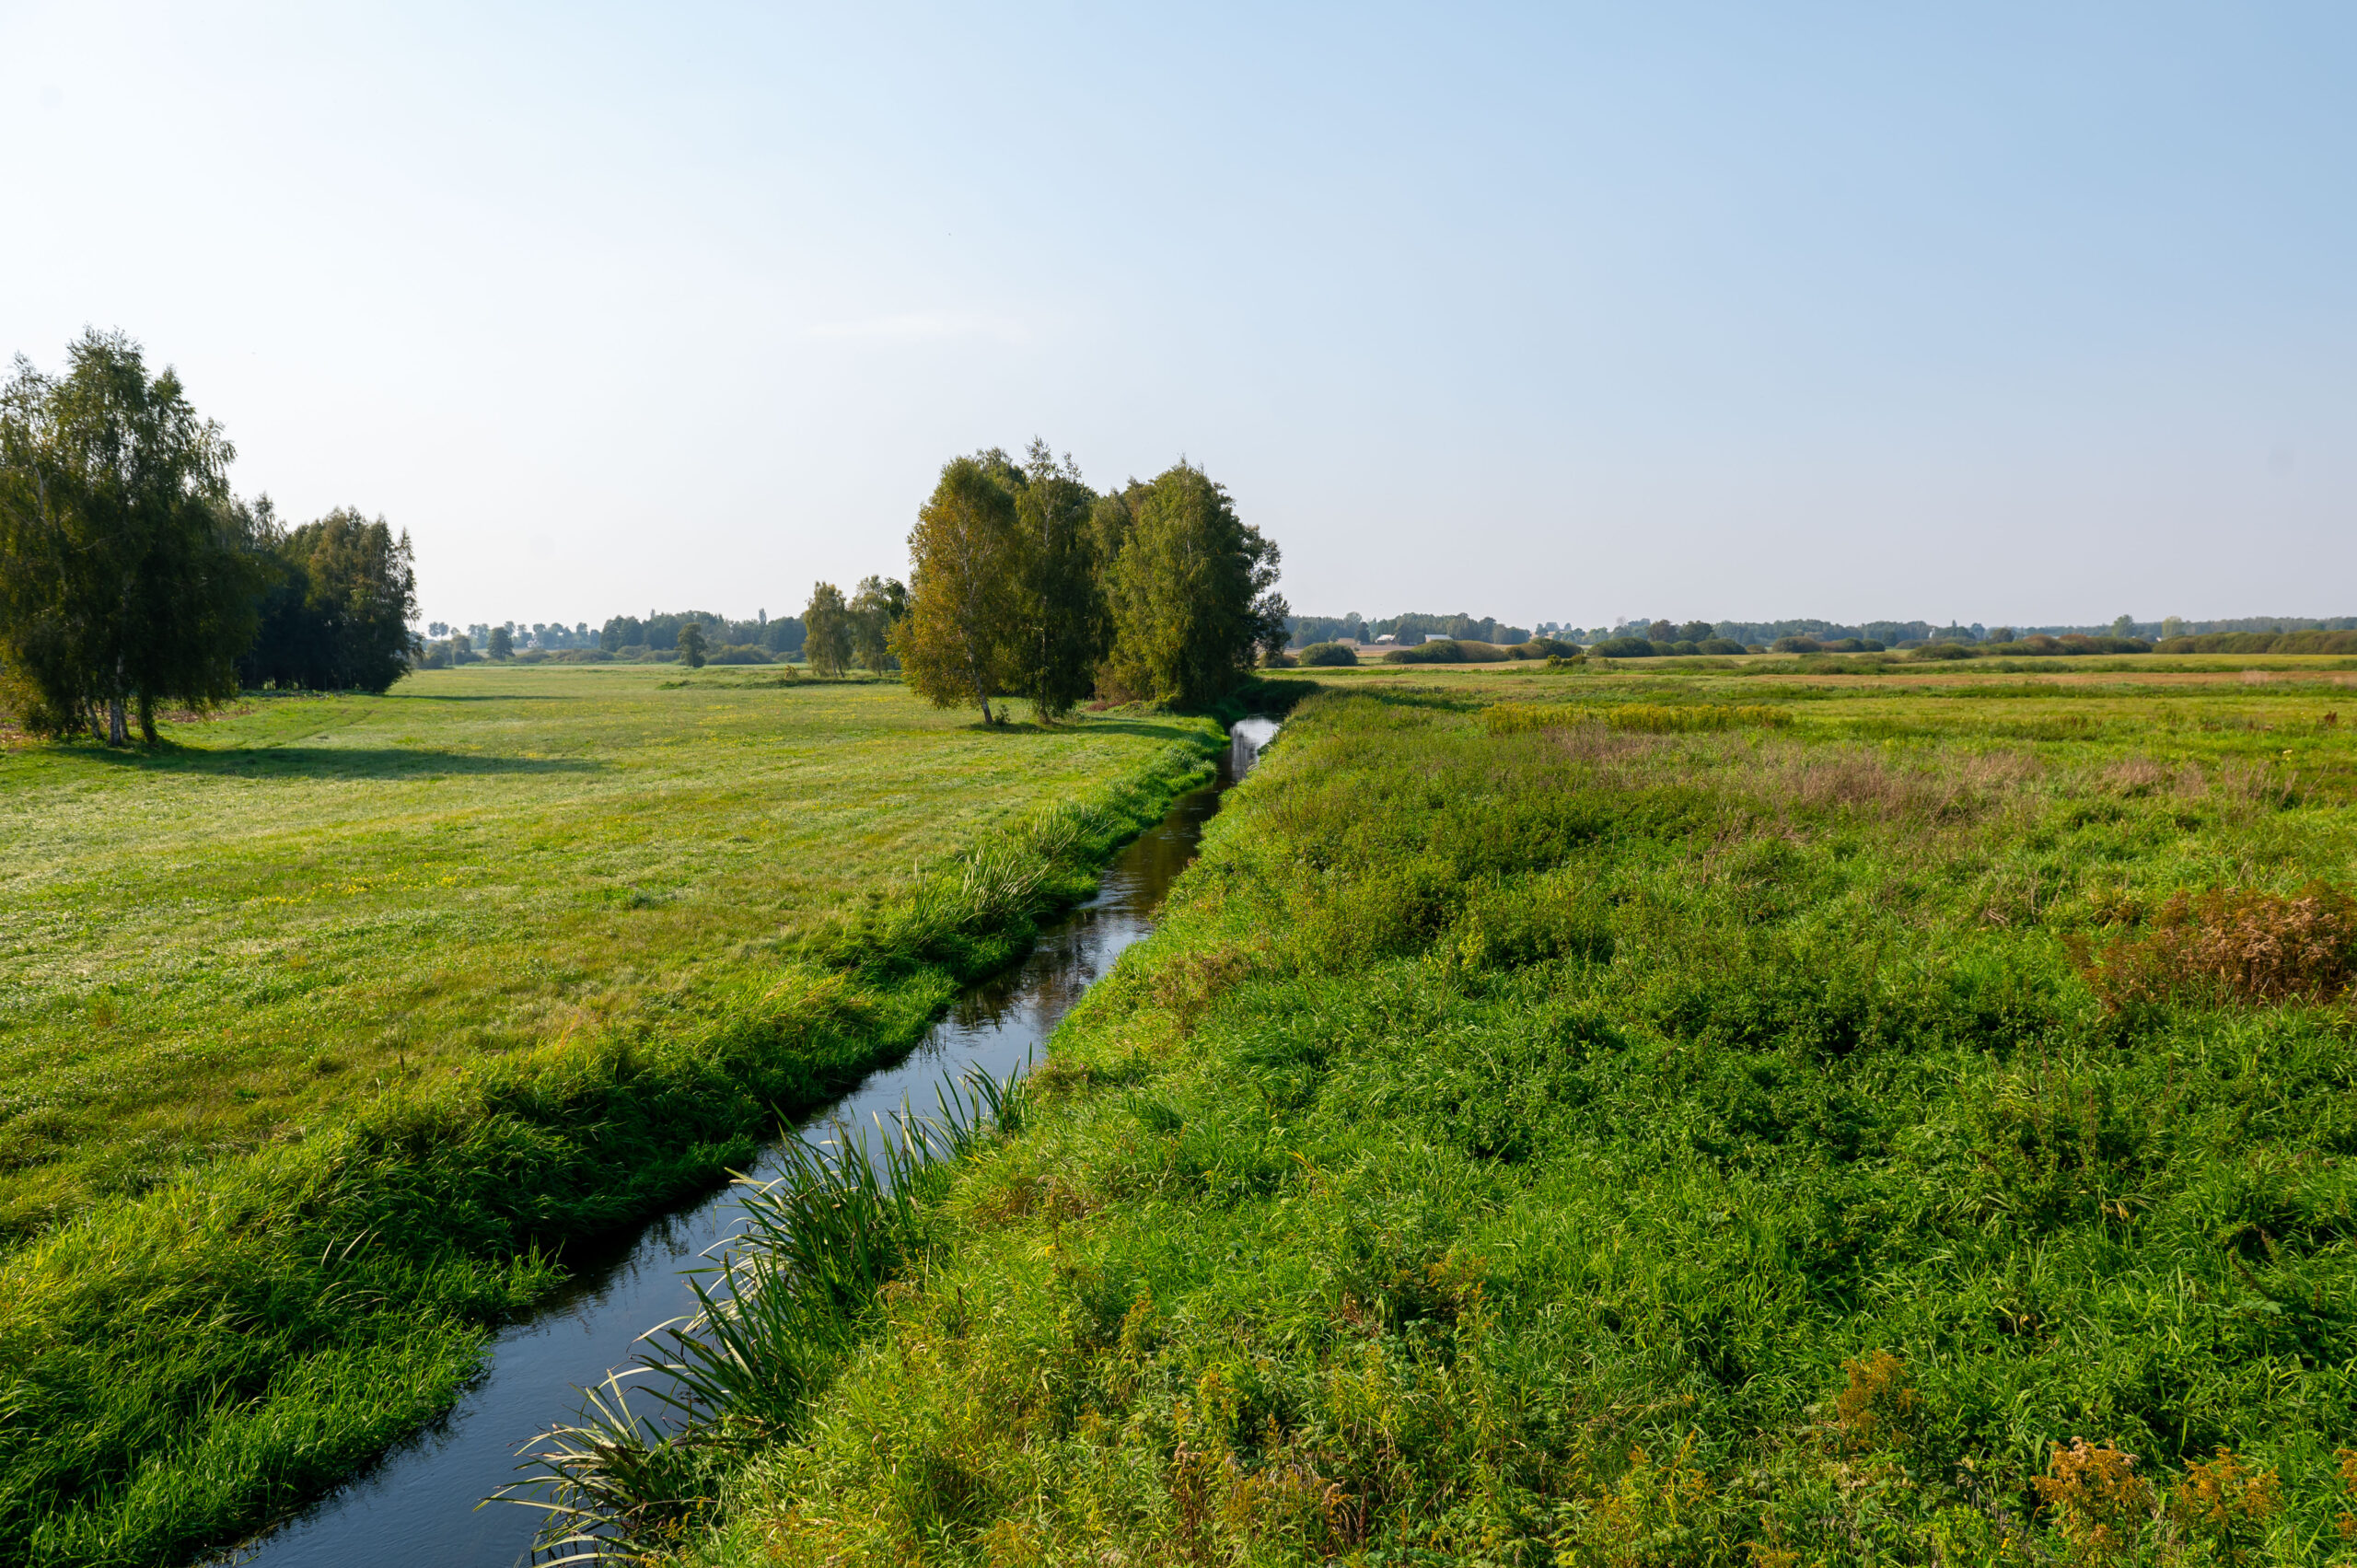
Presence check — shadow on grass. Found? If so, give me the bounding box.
[86,746,605,779]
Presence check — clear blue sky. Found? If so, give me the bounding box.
[4,2,2351,631]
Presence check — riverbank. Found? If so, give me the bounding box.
[668,673,2357,1564]
[0,672,1222,1566]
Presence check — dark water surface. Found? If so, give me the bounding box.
[225,717,1278,1568]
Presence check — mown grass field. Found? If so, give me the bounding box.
[0,665,1220,1565]
[666,660,2357,1567]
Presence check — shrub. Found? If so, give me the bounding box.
[1505,638,1579,659]
[1910,642,1976,661]
[2067,882,2357,1009]
[707,645,773,666]
[2161,630,2357,655]
[1297,642,1358,667]
[1587,636,1655,658]
[553,648,614,664]
[2033,1440,2154,1566]
[1385,639,1508,665]
[1698,638,1746,655]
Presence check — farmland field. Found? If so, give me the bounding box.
[661,658,2357,1567]
[0,665,1221,1564]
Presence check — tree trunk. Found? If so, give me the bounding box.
[137,693,157,744]
[107,697,128,747]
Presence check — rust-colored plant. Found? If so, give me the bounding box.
[2169,1447,2281,1561]
[2066,882,2357,1010]
[2032,1439,2154,1566]
[1830,1350,1917,1451]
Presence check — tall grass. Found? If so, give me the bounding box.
[664,678,2357,1566]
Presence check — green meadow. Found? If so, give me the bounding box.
[0,665,1220,1564]
[644,661,2357,1567]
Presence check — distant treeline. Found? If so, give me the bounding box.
[1290,611,2357,656]
[417,610,811,667]
[1287,611,1532,648]
[0,331,418,743]
[2158,630,2357,655]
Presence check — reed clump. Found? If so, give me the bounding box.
[504,1063,1028,1562]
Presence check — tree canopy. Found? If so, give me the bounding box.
[1103,462,1285,709]
[0,331,262,742]
[805,582,853,676]
[894,454,1022,724]
[849,575,907,671]
[1010,441,1108,721]
[239,505,418,692]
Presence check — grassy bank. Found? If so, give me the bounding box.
[668,668,2357,1565]
[0,667,1220,1565]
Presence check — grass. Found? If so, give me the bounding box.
[0,664,1221,1565]
[645,661,2357,1567]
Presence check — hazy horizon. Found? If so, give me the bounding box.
[5,3,2351,631]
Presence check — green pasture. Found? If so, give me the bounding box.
[670,666,2357,1567]
[0,664,1205,1240]
[0,664,1219,1564]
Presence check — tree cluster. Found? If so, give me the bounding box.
[896,444,1284,724]
[0,333,421,742]
[238,502,418,691]
[1286,610,1531,649]
[796,576,908,678]
[597,610,803,659]
[0,332,407,741]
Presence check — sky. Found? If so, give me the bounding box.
[2,2,2351,632]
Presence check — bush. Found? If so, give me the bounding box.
[2161,631,2357,655]
[2067,883,2357,1009]
[1771,635,1822,654]
[1698,638,1746,656]
[1505,638,1579,660]
[1385,639,1508,665]
[1980,634,2155,656]
[1296,642,1358,667]
[552,648,614,664]
[708,645,773,666]
[1910,642,1977,661]
[1587,636,1655,658]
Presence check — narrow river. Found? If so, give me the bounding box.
[224,716,1279,1568]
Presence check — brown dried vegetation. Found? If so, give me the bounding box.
[2069,882,2357,1009]
[2033,1440,2154,1566]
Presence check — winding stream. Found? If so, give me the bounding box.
[225,716,1279,1567]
